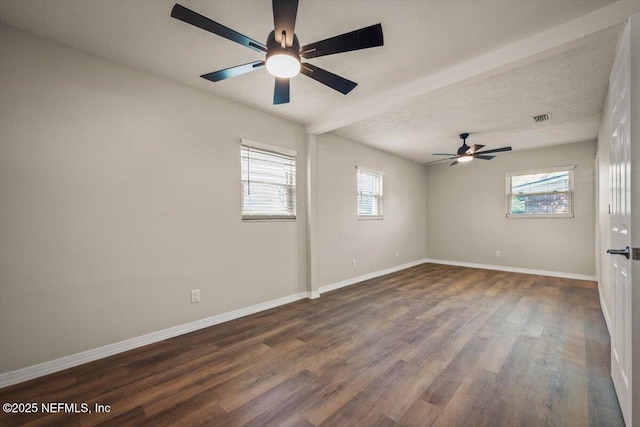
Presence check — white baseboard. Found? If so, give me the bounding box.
[0,258,596,389]
[319,259,428,294]
[424,259,597,282]
[0,291,313,389]
[598,281,612,335]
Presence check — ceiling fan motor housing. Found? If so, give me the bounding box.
[457,144,470,155]
[457,133,471,155]
[266,30,301,63]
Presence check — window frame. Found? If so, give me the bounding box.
[356,166,384,220]
[241,139,297,222]
[505,165,575,219]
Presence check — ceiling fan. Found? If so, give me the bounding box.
[171,1,384,105]
[426,133,512,166]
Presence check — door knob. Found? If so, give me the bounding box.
[607,246,630,259]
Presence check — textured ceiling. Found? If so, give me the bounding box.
[0,0,633,163]
[334,33,618,162]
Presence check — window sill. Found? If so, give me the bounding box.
[358,216,383,220]
[506,214,574,219]
[243,216,296,222]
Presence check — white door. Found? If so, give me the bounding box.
[609,20,633,426]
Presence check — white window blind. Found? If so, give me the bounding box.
[506,166,575,218]
[241,144,296,220]
[357,167,384,219]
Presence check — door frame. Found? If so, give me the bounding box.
[629,13,640,427]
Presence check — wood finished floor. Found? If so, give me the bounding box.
[0,263,624,426]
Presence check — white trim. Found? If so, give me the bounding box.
[309,291,320,299]
[0,291,313,388]
[505,213,575,219]
[241,138,297,157]
[506,165,576,176]
[319,259,428,294]
[355,165,386,176]
[357,167,384,219]
[598,280,612,335]
[506,167,575,219]
[424,258,597,281]
[241,142,297,220]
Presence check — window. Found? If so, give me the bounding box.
[241,141,296,220]
[357,167,384,219]
[506,166,575,218]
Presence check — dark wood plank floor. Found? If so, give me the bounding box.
[0,263,623,426]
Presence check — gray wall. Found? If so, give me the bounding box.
[316,134,428,287]
[0,25,431,374]
[0,25,308,372]
[425,140,597,276]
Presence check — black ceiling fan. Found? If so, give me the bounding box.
[171,1,383,105]
[426,133,512,166]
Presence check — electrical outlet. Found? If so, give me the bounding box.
[352,259,357,268]
[191,289,200,303]
[495,250,502,258]
[395,250,399,258]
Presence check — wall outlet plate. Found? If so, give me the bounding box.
[191,289,200,304]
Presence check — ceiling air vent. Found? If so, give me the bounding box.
[532,113,551,122]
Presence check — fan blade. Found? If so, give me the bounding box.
[300,23,383,59]
[430,153,457,156]
[273,77,290,105]
[466,144,485,154]
[300,63,357,94]
[424,157,456,165]
[450,160,459,166]
[172,4,267,52]
[200,61,265,82]
[474,155,496,160]
[474,146,512,155]
[272,0,298,47]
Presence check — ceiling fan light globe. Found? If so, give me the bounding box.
[266,53,300,78]
[458,155,473,163]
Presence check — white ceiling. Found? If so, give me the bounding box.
[1,0,638,163]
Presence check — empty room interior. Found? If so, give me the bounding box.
[1,0,639,426]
